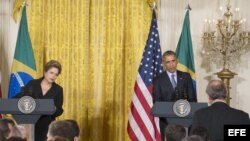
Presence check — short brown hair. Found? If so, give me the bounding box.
[165,123,186,141]
[48,121,75,141]
[65,119,80,137]
[48,136,70,141]
[44,60,62,75]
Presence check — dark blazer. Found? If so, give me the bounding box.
[153,70,196,102]
[191,102,250,141]
[153,70,196,140]
[15,77,64,141]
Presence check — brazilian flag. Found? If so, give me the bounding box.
[176,9,196,95]
[8,6,36,98]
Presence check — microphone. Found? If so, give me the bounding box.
[20,86,25,97]
[16,86,27,98]
[179,89,188,100]
[175,88,188,100]
[183,89,188,100]
[28,87,33,97]
[175,87,180,101]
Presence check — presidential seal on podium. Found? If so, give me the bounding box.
[18,96,36,114]
[173,99,191,117]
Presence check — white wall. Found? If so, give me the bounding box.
[158,0,250,114]
[0,0,19,98]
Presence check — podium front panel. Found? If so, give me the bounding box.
[151,102,208,127]
[12,115,41,124]
[0,99,55,124]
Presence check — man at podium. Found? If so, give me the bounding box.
[153,50,197,140]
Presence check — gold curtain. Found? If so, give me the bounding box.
[24,0,152,140]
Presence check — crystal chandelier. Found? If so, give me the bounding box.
[201,0,250,105]
[202,0,250,70]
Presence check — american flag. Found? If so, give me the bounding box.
[127,9,163,141]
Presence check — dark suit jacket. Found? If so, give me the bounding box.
[153,70,196,102]
[191,102,250,141]
[15,77,64,141]
[153,70,196,140]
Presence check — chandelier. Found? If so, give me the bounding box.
[201,0,250,104]
[202,1,250,69]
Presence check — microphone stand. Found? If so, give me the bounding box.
[175,88,179,101]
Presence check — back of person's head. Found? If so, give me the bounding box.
[6,136,26,141]
[0,119,10,138]
[9,125,22,138]
[12,125,28,140]
[48,120,75,141]
[0,130,7,141]
[3,118,15,127]
[65,119,80,137]
[166,123,186,141]
[190,126,210,141]
[182,135,204,141]
[47,136,70,141]
[4,118,16,137]
[206,80,226,101]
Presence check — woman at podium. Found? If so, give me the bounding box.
[15,60,64,141]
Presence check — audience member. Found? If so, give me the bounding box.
[47,120,78,141]
[191,80,250,141]
[65,120,80,140]
[3,118,17,138]
[4,118,15,135]
[6,136,26,141]
[16,125,28,140]
[0,130,7,141]
[190,126,210,141]
[9,125,22,138]
[47,136,70,141]
[165,123,186,141]
[182,135,204,141]
[0,119,10,139]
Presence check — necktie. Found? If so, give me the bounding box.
[171,74,177,88]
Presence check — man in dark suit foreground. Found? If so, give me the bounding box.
[191,80,250,141]
[153,50,197,140]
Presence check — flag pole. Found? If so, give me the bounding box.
[152,1,156,10]
[185,3,192,11]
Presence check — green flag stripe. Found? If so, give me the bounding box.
[177,63,196,80]
[14,6,36,71]
[176,9,196,95]
[176,10,195,72]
